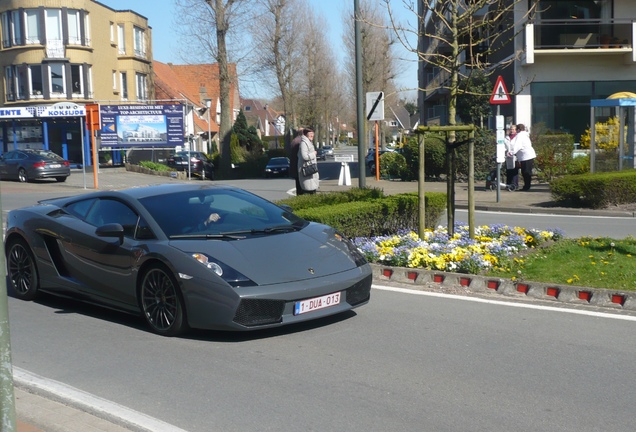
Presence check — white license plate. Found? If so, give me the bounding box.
[294,292,341,315]
[49,164,61,168]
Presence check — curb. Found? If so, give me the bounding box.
[370,264,636,311]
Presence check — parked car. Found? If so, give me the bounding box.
[167,151,214,180]
[322,145,334,156]
[366,149,391,171]
[0,149,71,183]
[264,157,291,178]
[316,148,327,161]
[4,184,372,336]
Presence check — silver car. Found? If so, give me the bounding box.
[0,149,71,182]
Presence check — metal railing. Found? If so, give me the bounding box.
[531,19,634,49]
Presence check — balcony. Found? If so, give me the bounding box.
[525,19,636,64]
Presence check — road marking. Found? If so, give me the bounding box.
[13,367,189,432]
[373,284,636,322]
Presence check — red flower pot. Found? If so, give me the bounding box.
[407,272,418,281]
[517,283,529,294]
[382,269,393,278]
[578,291,592,302]
[487,280,499,290]
[433,274,444,283]
[460,277,471,287]
[546,287,560,298]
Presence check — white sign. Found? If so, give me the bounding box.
[366,91,385,121]
[39,102,86,117]
[0,108,34,118]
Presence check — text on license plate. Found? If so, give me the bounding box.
[294,292,341,315]
[49,164,61,168]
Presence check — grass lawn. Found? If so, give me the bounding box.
[487,237,636,291]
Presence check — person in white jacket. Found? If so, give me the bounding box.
[509,124,536,191]
[503,124,518,189]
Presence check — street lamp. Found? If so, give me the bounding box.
[204,98,212,154]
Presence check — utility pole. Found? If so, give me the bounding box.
[354,0,365,188]
[0,187,17,431]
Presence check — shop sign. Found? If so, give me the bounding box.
[39,102,86,117]
[0,107,34,118]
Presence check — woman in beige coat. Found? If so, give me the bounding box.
[297,128,319,193]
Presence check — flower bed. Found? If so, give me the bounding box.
[353,223,565,274]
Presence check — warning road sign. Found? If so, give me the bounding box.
[490,76,511,105]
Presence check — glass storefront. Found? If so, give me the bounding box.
[531,80,636,142]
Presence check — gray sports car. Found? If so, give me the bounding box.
[4,184,371,336]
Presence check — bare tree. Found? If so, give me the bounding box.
[295,11,343,146]
[251,0,308,133]
[383,0,535,131]
[343,0,398,149]
[174,0,253,176]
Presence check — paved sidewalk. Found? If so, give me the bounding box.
[7,167,636,432]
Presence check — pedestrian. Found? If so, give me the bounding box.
[289,128,305,195]
[297,128,319,194]
[504,124,518,190]
[510,123,536,191]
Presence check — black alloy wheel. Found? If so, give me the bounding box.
[7,239,39,300]
[140,264,188,336]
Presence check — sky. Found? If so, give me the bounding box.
[98,0,418,100]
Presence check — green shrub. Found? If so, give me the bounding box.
[292,192,446,237]
[566,154,590,175]
[534,133,575,181]
[399,134,446,181]
[550,170,636,208]
[455,127,495,181]
[138,161,171,172]
[276,187,385,211]
[380,151,407,179]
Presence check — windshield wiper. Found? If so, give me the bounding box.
[169,233,246,240]
[215,225,301,236]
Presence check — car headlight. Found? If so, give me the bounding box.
[192,253,256,287]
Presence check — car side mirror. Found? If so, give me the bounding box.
[96,223,125,244]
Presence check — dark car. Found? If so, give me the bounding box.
[366,149,391,171]
[322,145,334,156]
[0,149,71,183]
[316,148,327,161]
[264,157,290,178]
[167,151,214,180]
[5,184,371,336]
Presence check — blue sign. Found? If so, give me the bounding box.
[99,104,184,147]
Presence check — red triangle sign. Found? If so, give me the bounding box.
[490,76,511,104]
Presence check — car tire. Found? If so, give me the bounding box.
[200,168,206,180]
[139,264,189,336]
[18,168,28,183]
[6,238,39,301]
[55,176,67,182]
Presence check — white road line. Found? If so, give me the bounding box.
[373,284,636,322]
[13,367,189,432]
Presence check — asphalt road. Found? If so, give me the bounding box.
[8,285,636,431]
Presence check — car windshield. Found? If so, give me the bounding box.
[268,158,289,166]
[139,187,307,238]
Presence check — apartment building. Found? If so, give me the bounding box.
[420,1,636,142]
[0,0,153,165]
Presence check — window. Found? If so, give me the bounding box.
[45,9,62,43]
[25,9,41,44]
[30,65,43,97]
[49,63,65,95]
[5,65,29,100]
[113,71,117,90]
[120,72,128,100]
[133,26,145,57]
[1,11,21,47]
[110,22,114,42]
[117,24,125,54]
[71,65,83,96]
[67,10,81,45]
[135,73,147,101]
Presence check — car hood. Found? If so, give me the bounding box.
[169,223,360,285]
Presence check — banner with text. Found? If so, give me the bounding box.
[99,104,184,147]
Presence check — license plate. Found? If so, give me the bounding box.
[49,164,61,168]
[294,292,341,315]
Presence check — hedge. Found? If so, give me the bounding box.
[550,170,636,208]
